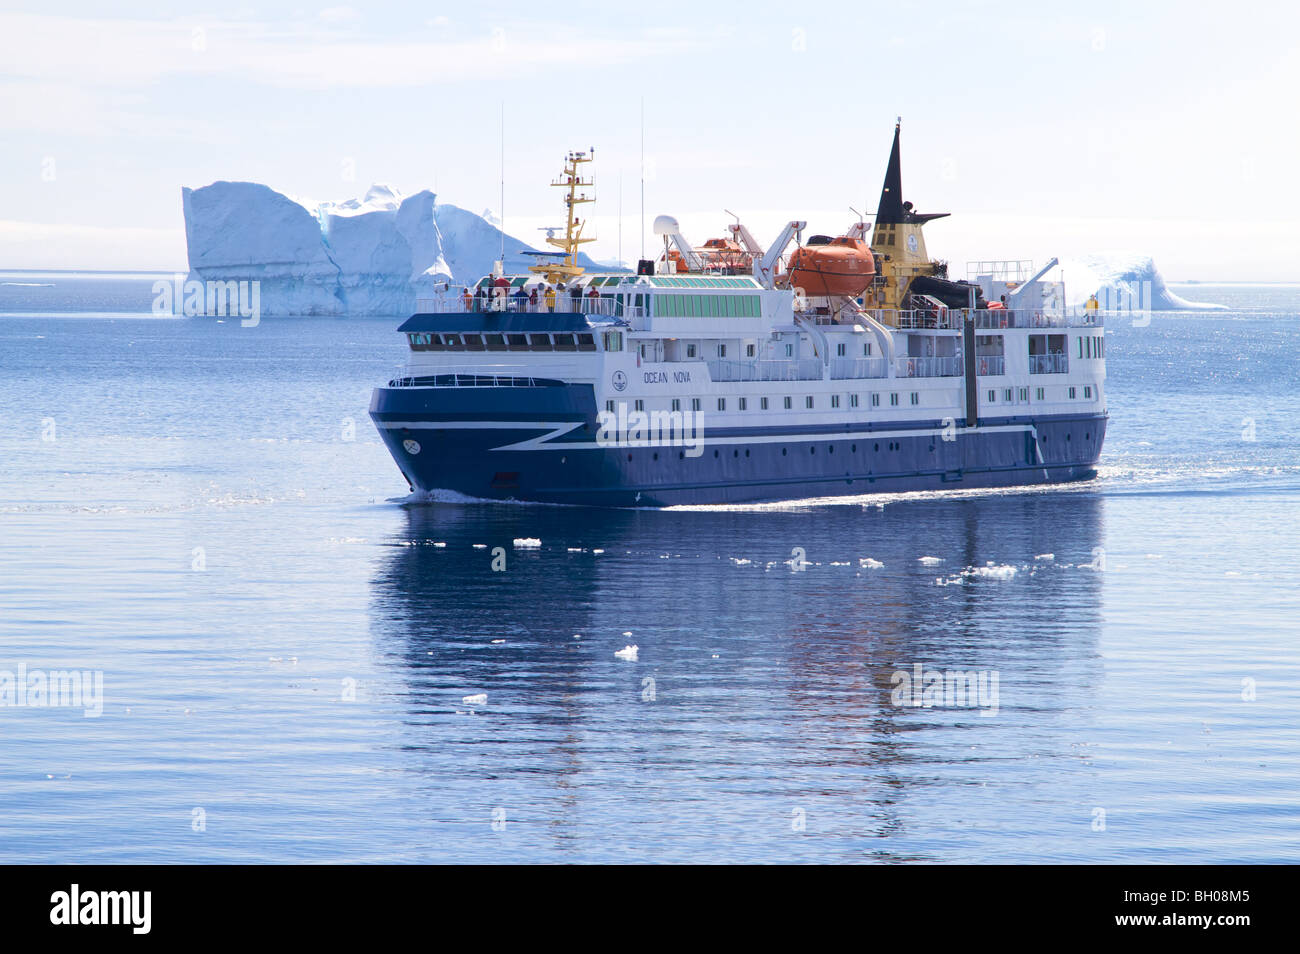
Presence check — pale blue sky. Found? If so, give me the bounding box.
[2,0,1297,278]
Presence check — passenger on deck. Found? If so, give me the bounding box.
[512,285,528,311]
[528,286,539,312]
[585,285,600,312]
[475,283,489,312]
[544,284,557,312]
[569,284,582,310]
[460,287,473,312]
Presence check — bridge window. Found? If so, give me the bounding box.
[577,333,596,352]
[485,333,507,352]
[464,335,486,352]
[507,333,529,349]
[554,334,577,352]
[528,333,553,351]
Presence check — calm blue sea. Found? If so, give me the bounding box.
[1,272,1298,863]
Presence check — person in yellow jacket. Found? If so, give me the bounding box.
[544,284,557,313]
[1085,294,1100,313]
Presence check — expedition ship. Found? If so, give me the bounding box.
[370,126,1106,506]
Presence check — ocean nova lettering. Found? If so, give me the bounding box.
[50,884,151,935]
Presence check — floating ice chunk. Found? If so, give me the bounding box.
[860,557,884,568]
[1034,553,1055,561]
[567,547,586,552]
[513,537,541,548]
[592,548,605,554]
[490,639,505,644]
[918,556,944,565]
[462,693,487,705]
[432,541,446,548]
[966,563,1018,580]
[830,561,850,566]
[472,543,487,549]
[614,645,639,661]
[731,557,752,565]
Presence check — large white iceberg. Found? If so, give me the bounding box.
[181,181,605,317]
[1051,253,1226,311]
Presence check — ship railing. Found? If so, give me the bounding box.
[829,357,890,380]
[895,356,964,378]
[975,355,1006,376]
[388,363,558,388]
[707,358,824,382]
[971,308,1105,329]
[414,293,624,318]
[1029,353,1070,374]
[892,309,962,331]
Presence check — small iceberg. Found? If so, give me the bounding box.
[614,645,639,661]
[512,537,541,548]
[462,693,487,705]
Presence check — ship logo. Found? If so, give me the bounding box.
[612,370,628,392]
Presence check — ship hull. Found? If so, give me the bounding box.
[371,383,1106,507]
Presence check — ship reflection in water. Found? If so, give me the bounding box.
[369,491,1104,862]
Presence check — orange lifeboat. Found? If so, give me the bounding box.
[698,237,753,274]
[783,235,876,297]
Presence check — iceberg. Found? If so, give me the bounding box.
[1052,253,1226,311]
[181,181,606,317]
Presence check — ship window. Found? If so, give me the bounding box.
[837,343,846,357]
[1084,385,1093,398]
[1036,387,1045,401]
[718,398,726,411]
[746,343,756,357]
[806,396,814,409]
[987,389,996,402]
[710,296,721,317]
[850,394,859,408]
[911,392,920,405]
[831,395,840,408]
[1019,388,1029,401]
[554,334,577,352]
[686,343,697,358]
[864,342,872,356]
[691,398,701,411]
[507,333,529,350]
[528,333,553,351]
[889,393,899,406]
[1003,388,1013,402]
[672,398,680,412]
[601,331,622,351]
[784,396,792,409]
[785,344,793,357]
[634,399,644,412]
[761,397,769,410]
[484,333,507,352]
[1069,387,1077,399]
[577,334,596,352]
[718,344,727,358]
[464,335,485,352]
[605,400,615,413]
[871,393,880,407]
[739,397,747,411]
[427,335,446,351]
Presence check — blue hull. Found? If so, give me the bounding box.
[370,383,1106,507]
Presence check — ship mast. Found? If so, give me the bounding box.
[529,150,596,284]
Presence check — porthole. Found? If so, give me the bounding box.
[714,449,720,458]
[874,443,880,452]
[810,446,816,455]
[782,448,787,456]
[828,445,834,454]
[733,449,739,458]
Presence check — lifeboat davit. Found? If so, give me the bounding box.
[783,235,876,297]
